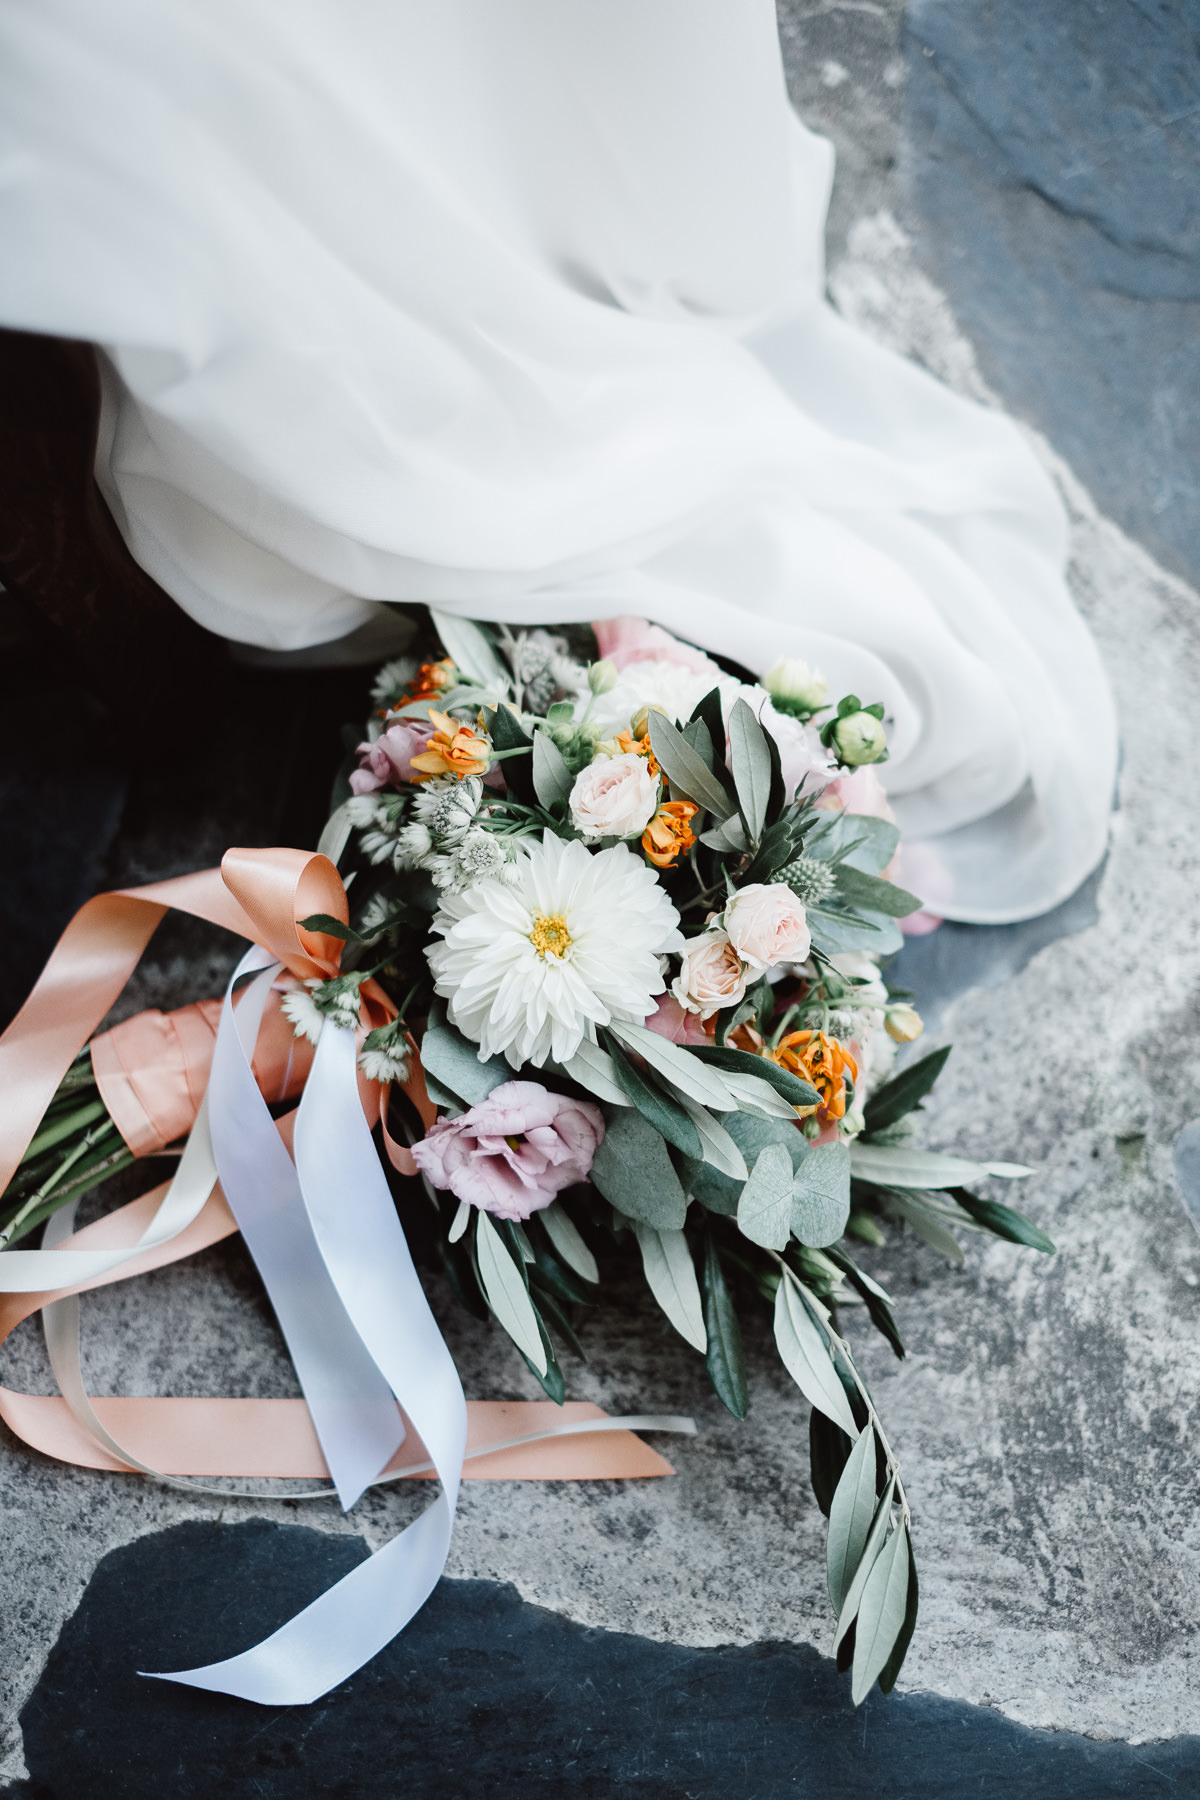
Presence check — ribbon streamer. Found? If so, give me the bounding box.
[0,847,693,1704]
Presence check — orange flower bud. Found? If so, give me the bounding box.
[641,799,698,869]
[769,1029,858,1126]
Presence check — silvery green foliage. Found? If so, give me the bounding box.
[781,853,836,905]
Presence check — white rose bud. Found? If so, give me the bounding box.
[833,710,888,766]
[763,657,828,711]
[885,1004,924,1043]
[671,929,750,1020]
[588,659,619,695]
[724,882,811,972]
[568,751,659,839]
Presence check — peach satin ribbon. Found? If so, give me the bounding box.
[0,850,674,1484]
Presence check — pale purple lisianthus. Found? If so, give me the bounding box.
[349,718,435,794]
[411,1081,605,1221]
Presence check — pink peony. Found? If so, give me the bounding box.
[592,615,721,678]
[349,718,435,794]
[724,883,811,972]
[411,1081,604,1221]
[646,994,712,1046]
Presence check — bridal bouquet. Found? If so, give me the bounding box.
[2,609,1051,1706]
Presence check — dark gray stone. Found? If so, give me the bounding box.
[6,1519,1200,1800]
[903,0,1200,588]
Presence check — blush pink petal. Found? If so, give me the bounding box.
[592,615,721,677]
[647,995,711,1045]
[411,1079,605,1221]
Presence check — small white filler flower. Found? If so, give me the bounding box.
[427,832,683,1067]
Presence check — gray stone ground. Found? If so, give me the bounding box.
[4,3,1200,1779]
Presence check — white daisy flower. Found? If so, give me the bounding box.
[427,831,684,1068]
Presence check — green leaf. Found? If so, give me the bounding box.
[476,1210,547,1374]
[736,1142,794,1250]
[851,1142,1014,1191]
[702,1236,749,1418]
[420,1006,511,1108]
[791,1142,851,1248]
[646,710,734,817]
[740,817,802,886]
[603,1033,703,1160]
[827,1424,879,1614]
[539,1203,600,1284]
[840,814,901,874]
[809,1408,855,1518]
[531,728,574,808]
[861,1045,952,1135]
[727,697,772,842]
[773,1272,858,1435]
[832,863,923,918]
[315,802,356,868]
[807,908,903,957]
[429,608,511,690]
[878,1188,965,1261]
[677,1096,748,1180]
[487,702,533,754]
[690,1112,799,1216]
[715,1070,801,1121]
[679,715,717,768]
[852,1521,911,1704]
[609,1021,737,1111]
[824,1245,906,1360]
[635,1223,707,1352]
[689,1044,820,1111]
[553,1041,631,1107]
[689,686,727,765]
[833,1475,895,1651]
[950,1188,1055,1253]
[589,1106,688,1229]
[699,814,750,854]
[296,911,363,945]
[877,1537,920,1695]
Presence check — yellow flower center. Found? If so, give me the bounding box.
[529,911,572,960]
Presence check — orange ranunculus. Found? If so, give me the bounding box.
[409,709,494,782]
[406,657,456,702]
[616,727,659,778]
[769,1029,858,1126]
[641,799,698,869]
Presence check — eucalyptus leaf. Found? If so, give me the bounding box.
[833,1475,896,1651]
[420,1010,511,1108]
[677,1095,748,1180]
[539,1203,600,1284]
[950,1187,1055,1253]
[554,1041,631,1107]
[791,1142,851,1248]
[699,815,750,854]
[877,1537,920,1695]
[851,1521,911,1704]
[589,1106,688,1229]
[646,710,734,817]
[879,1188,965,1262]
[727,696,772,842]
[531,728,574,808]
[737,1142,795,1250]
[475,1210,547,1374]
[827,812,901,875]
[448,1200,471,1244]
[429,608,512,691]
[609,1021,738,1111]
[861,1045,951,1136]
[604,1034,703,1160]
[773,1272,858,1436]
[827,1424,878,1613]
[851,1142,997,1190]
[690,1045,820,1110]
[807,907,903,957]
[701,1237,748,1418]
[832,863,923,918]
[635,1223,707,1353]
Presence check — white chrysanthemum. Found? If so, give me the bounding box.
[427,831,684,1068]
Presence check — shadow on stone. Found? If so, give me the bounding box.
[5,1519,1199,1799]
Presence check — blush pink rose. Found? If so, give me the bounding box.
[671,929,750,1020]
[411,1081,604,1221]
[592,615,721,678]
[724,883,811,972]
[647,994,712,1046]
[350,719,436,794]
[569,751,660,839]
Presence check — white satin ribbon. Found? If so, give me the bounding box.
[144,949,468,1704]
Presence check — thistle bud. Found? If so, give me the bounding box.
[833,710,888,767]
[588,659,619,696]
[885,1004,924,1043]
[763,657,828,714]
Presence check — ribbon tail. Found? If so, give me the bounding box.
[148,1018,467,1705]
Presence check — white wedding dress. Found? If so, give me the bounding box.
[0,0,1115,922]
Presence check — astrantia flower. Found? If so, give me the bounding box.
[427,832,683,1067]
